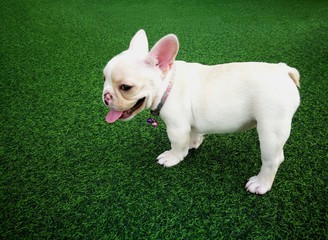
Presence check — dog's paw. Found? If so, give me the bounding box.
[157,150,182,167]
[245,176,272,195]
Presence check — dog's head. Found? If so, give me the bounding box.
[102,30,179,123]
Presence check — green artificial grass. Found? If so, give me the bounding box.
[1,0,327,239]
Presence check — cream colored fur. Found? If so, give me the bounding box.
[103,30,300,194]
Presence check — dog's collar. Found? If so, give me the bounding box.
[147,66,175,127]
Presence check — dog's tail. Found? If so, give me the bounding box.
[280,63,300,88]
[288,67,300,88]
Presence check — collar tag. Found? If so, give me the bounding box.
[147,117,159,127]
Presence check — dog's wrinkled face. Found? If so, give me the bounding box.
[103,30,179,123]
[103,54,150,123]
[102,30,151,123]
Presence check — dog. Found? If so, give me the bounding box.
[102,30,300,194]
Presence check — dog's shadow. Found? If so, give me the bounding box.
[186,130,261,174]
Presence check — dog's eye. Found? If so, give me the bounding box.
[120,84,132,91]
[103,76,106,82]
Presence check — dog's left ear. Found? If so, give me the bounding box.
[146,34,179,75]
[129,29,149,57]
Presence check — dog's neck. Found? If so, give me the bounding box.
[151,65,176,116]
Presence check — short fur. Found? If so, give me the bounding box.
[103,30,300,194]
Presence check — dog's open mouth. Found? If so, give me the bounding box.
[106,97,146,123]
[120,97,146,119]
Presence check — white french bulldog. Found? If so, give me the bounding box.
[102,29,300,194]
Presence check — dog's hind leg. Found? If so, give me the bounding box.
[189,130,204,150]
[246,118,292,194]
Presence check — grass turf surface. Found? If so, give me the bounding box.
[1,0,327,239]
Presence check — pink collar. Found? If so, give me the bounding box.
[147,66,175,127]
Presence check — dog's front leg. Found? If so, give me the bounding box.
[157,125,190,167]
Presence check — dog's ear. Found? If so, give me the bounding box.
[146,34,179,75]
[129,29,149,57]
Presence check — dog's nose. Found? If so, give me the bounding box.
[104,93,113,106]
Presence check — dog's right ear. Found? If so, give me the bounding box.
[146,34,179,75]
[129,29,149,57]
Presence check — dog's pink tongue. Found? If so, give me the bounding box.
[106,110,123,123]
